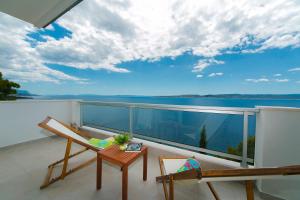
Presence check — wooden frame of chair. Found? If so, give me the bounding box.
[157,156,220,200]
[156,155,300,200]
[39,116,102,189]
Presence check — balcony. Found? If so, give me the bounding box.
[0,100,300,200]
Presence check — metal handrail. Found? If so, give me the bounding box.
[79,101,258,115]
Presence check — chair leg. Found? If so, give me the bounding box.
[61,138,72,179]
[245,180,254,200]
[40,146,93,189]
[161,177,169,200]
[40,165,55,189]
[40,157,96,189]
[169,176,174,200]
[207,182,220,200]
[158,157,169,200]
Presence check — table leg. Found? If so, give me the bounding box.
[143,149,148,181]
[122,165,128,200]
[97,153,102,190]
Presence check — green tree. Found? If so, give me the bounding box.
[199,125,207,148]
[0,72,20,100]
[227,136,255,159]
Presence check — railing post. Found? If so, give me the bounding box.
[129,106,133,135]
[241,112,249,167]
[79,102,83,127]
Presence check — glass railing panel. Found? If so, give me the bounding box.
[81,104,129,132]
[226,114,256,162]
[132,108,249,157]
[80,102,256,163]
[248,114,256,160]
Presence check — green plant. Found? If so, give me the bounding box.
[227,136,255,159]
[114,133,131,145]
[199,125,207,149]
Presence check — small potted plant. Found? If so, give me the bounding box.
[114,133,131,150]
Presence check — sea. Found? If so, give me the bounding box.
[35,95,300,156]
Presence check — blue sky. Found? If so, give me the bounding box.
[23,46,300,95]
[1,0,300,95]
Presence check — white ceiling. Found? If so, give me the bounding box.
[0,0,82,28]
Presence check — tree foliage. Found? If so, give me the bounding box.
[199,125,207,149]
[0,72,20,100]
[227,136,255,159]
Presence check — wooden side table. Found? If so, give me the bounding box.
[97,145,148,200]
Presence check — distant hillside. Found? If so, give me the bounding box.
[16,90,37,98]
[159,94,300,100]
[31,93,300,100]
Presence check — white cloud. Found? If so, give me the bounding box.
[274,73,282,77]
[288,67,300,72]
[275,78,289,82]
[1,0,300,82]
[208,72,223,77]
[246,78,269,83]
[246,77,289,83]
[0,13,86,83]
[34,0,300,74]
[196,74,203,78]
[192,58,224,73]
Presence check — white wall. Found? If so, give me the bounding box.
[255,106,300,200]
[0,100,78,148]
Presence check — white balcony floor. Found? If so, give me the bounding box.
[0,136,265,200]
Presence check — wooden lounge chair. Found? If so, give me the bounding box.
[38,116,106,189]
[156,155,300,200]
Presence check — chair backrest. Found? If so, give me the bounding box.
[39,116,99,151]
